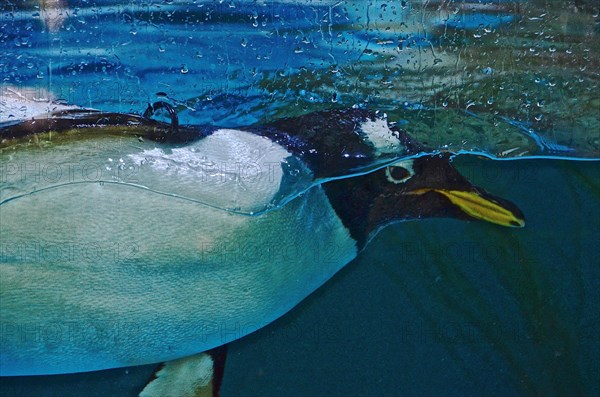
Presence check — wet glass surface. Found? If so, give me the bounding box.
[0,1,599,396]
[1,0,599,159]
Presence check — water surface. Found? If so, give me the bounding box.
[1,0,598,158]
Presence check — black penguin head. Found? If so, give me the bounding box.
[323,153,525,249]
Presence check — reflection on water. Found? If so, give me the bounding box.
[1,0,598,158]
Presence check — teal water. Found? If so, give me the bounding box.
[221,157,600,397]
[1,158,598,397]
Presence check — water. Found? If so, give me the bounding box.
[0,158,598,396]
[220,158,600,397]
[1,0,598,158]
[0,0,599,396]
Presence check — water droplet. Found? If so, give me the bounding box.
[180,64,189,74]
[240,38,247,47]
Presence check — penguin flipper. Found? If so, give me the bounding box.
[139,346,228,397]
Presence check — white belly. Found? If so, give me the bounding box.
[0,132,357,375]
[0,182,357,375]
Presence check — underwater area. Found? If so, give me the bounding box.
[0,0,599,396]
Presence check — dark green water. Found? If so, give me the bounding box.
[1,157,598,396]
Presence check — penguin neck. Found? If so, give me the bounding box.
[321,173,387,251]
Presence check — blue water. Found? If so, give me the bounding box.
[1,0,598,158]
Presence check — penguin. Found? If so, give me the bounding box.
[0,102,524,393]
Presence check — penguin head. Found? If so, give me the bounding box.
[323,153,525,249]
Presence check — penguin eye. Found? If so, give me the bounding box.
[385,160,415,184]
